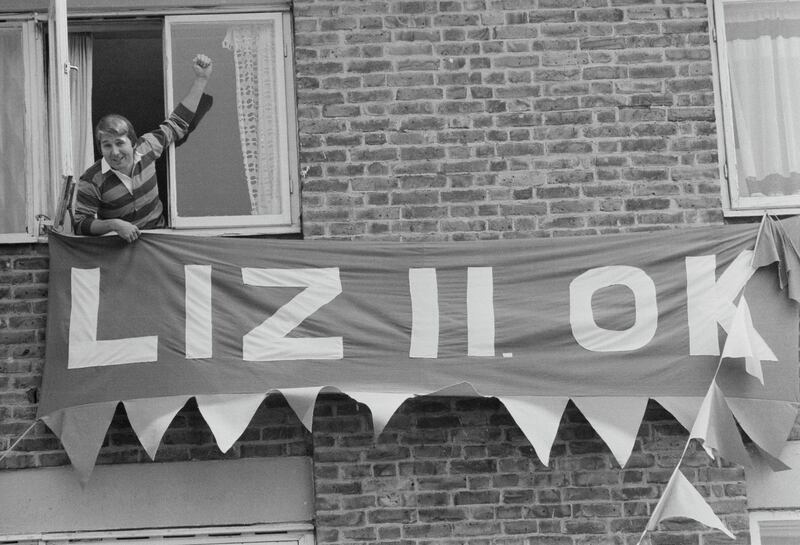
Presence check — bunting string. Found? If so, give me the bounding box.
[636,276,781,545]
[635,355,726,545]
[0,419,40,464]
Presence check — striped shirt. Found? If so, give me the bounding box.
[73,104,194,235]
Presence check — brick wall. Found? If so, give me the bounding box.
[0,0,794,544]
[313,396,749,545]
[0,241,767,545]
[0,245,48,469]
[294,0,722,240]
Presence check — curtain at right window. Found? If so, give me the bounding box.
[724,2,800,200]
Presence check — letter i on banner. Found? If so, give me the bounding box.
[409,267,495,358]
[468,267,495,356]
[409,268,439,358]
[185,265,213,359]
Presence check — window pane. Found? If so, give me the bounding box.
[760,519,800,545]
[168,18,285,220]
[0,27,29,234]
[725,1,800,198]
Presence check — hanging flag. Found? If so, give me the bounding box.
[499,396,568,467]
[572,397,648,467]
[752,214,800,301]
[690,381,751,467]
[123,396,189,460]
[196,393,267,453]
[37,218,800,477]
[721,296,777,384]
[639,468,735,544]
[41,402,118,485]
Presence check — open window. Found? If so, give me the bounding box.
[164,13,295,230]
[712,0,800,215]
[0,0,300,242]
[0,18,48,243]
[71,8,299,235]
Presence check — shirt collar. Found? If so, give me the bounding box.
[101,152,142,175]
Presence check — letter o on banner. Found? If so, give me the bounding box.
[569,266,658,352]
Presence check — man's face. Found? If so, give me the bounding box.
[99,133,134,175]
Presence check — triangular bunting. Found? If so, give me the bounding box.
[689,382,751,467]
[654,397,704,433]
[721,296,777,384]
[727,398,798,459]
[572,397,648,467]
[747,443,792,472]
[499,396,568,467]
[640,468,735,543]
[427,382,482,397]
[753,214,800,302]
[41,402,118,485]
[279,387,324,431]
[123,396,189,460]
[347,392,410,437]
[197,393,267,453]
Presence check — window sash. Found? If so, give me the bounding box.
[163,12,296,231]
[750,510,800,545]
[0,19,48,243]
[713,0,800,214]
[0,525,315,545]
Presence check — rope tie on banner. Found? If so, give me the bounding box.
[0,420,40,464]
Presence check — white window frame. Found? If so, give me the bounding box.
[749,510,800,545]
[710,0,800,216]
[0,16,49,243]
[163,12,297,233]
[0,525,315,545]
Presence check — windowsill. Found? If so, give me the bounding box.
[0,225,302,245]
[723,207,800,218]
[146,225,302,237]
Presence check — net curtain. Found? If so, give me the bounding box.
[0,28,28,234]
[222,23,282,216]
[69,33,94,185]
[726,2,800,195]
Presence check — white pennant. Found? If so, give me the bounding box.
[197,393,266,453]
[721,296,777,384]
[123,396,189,460]
[655,397,705,433]
[41,402,117,485]
[499,396,568,467]
[640,468,734,543]
[572,397,648,467]
[279,387,324,431]
[690,382,751,467]
[726,398,798,459]
[348,392,410,437]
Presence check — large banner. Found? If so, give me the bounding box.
[40,222,800,418]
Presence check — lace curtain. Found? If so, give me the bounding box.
[69,34,94,180]
[726,1,800,196]
[0,28,28,234]
[222,23,282,215]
